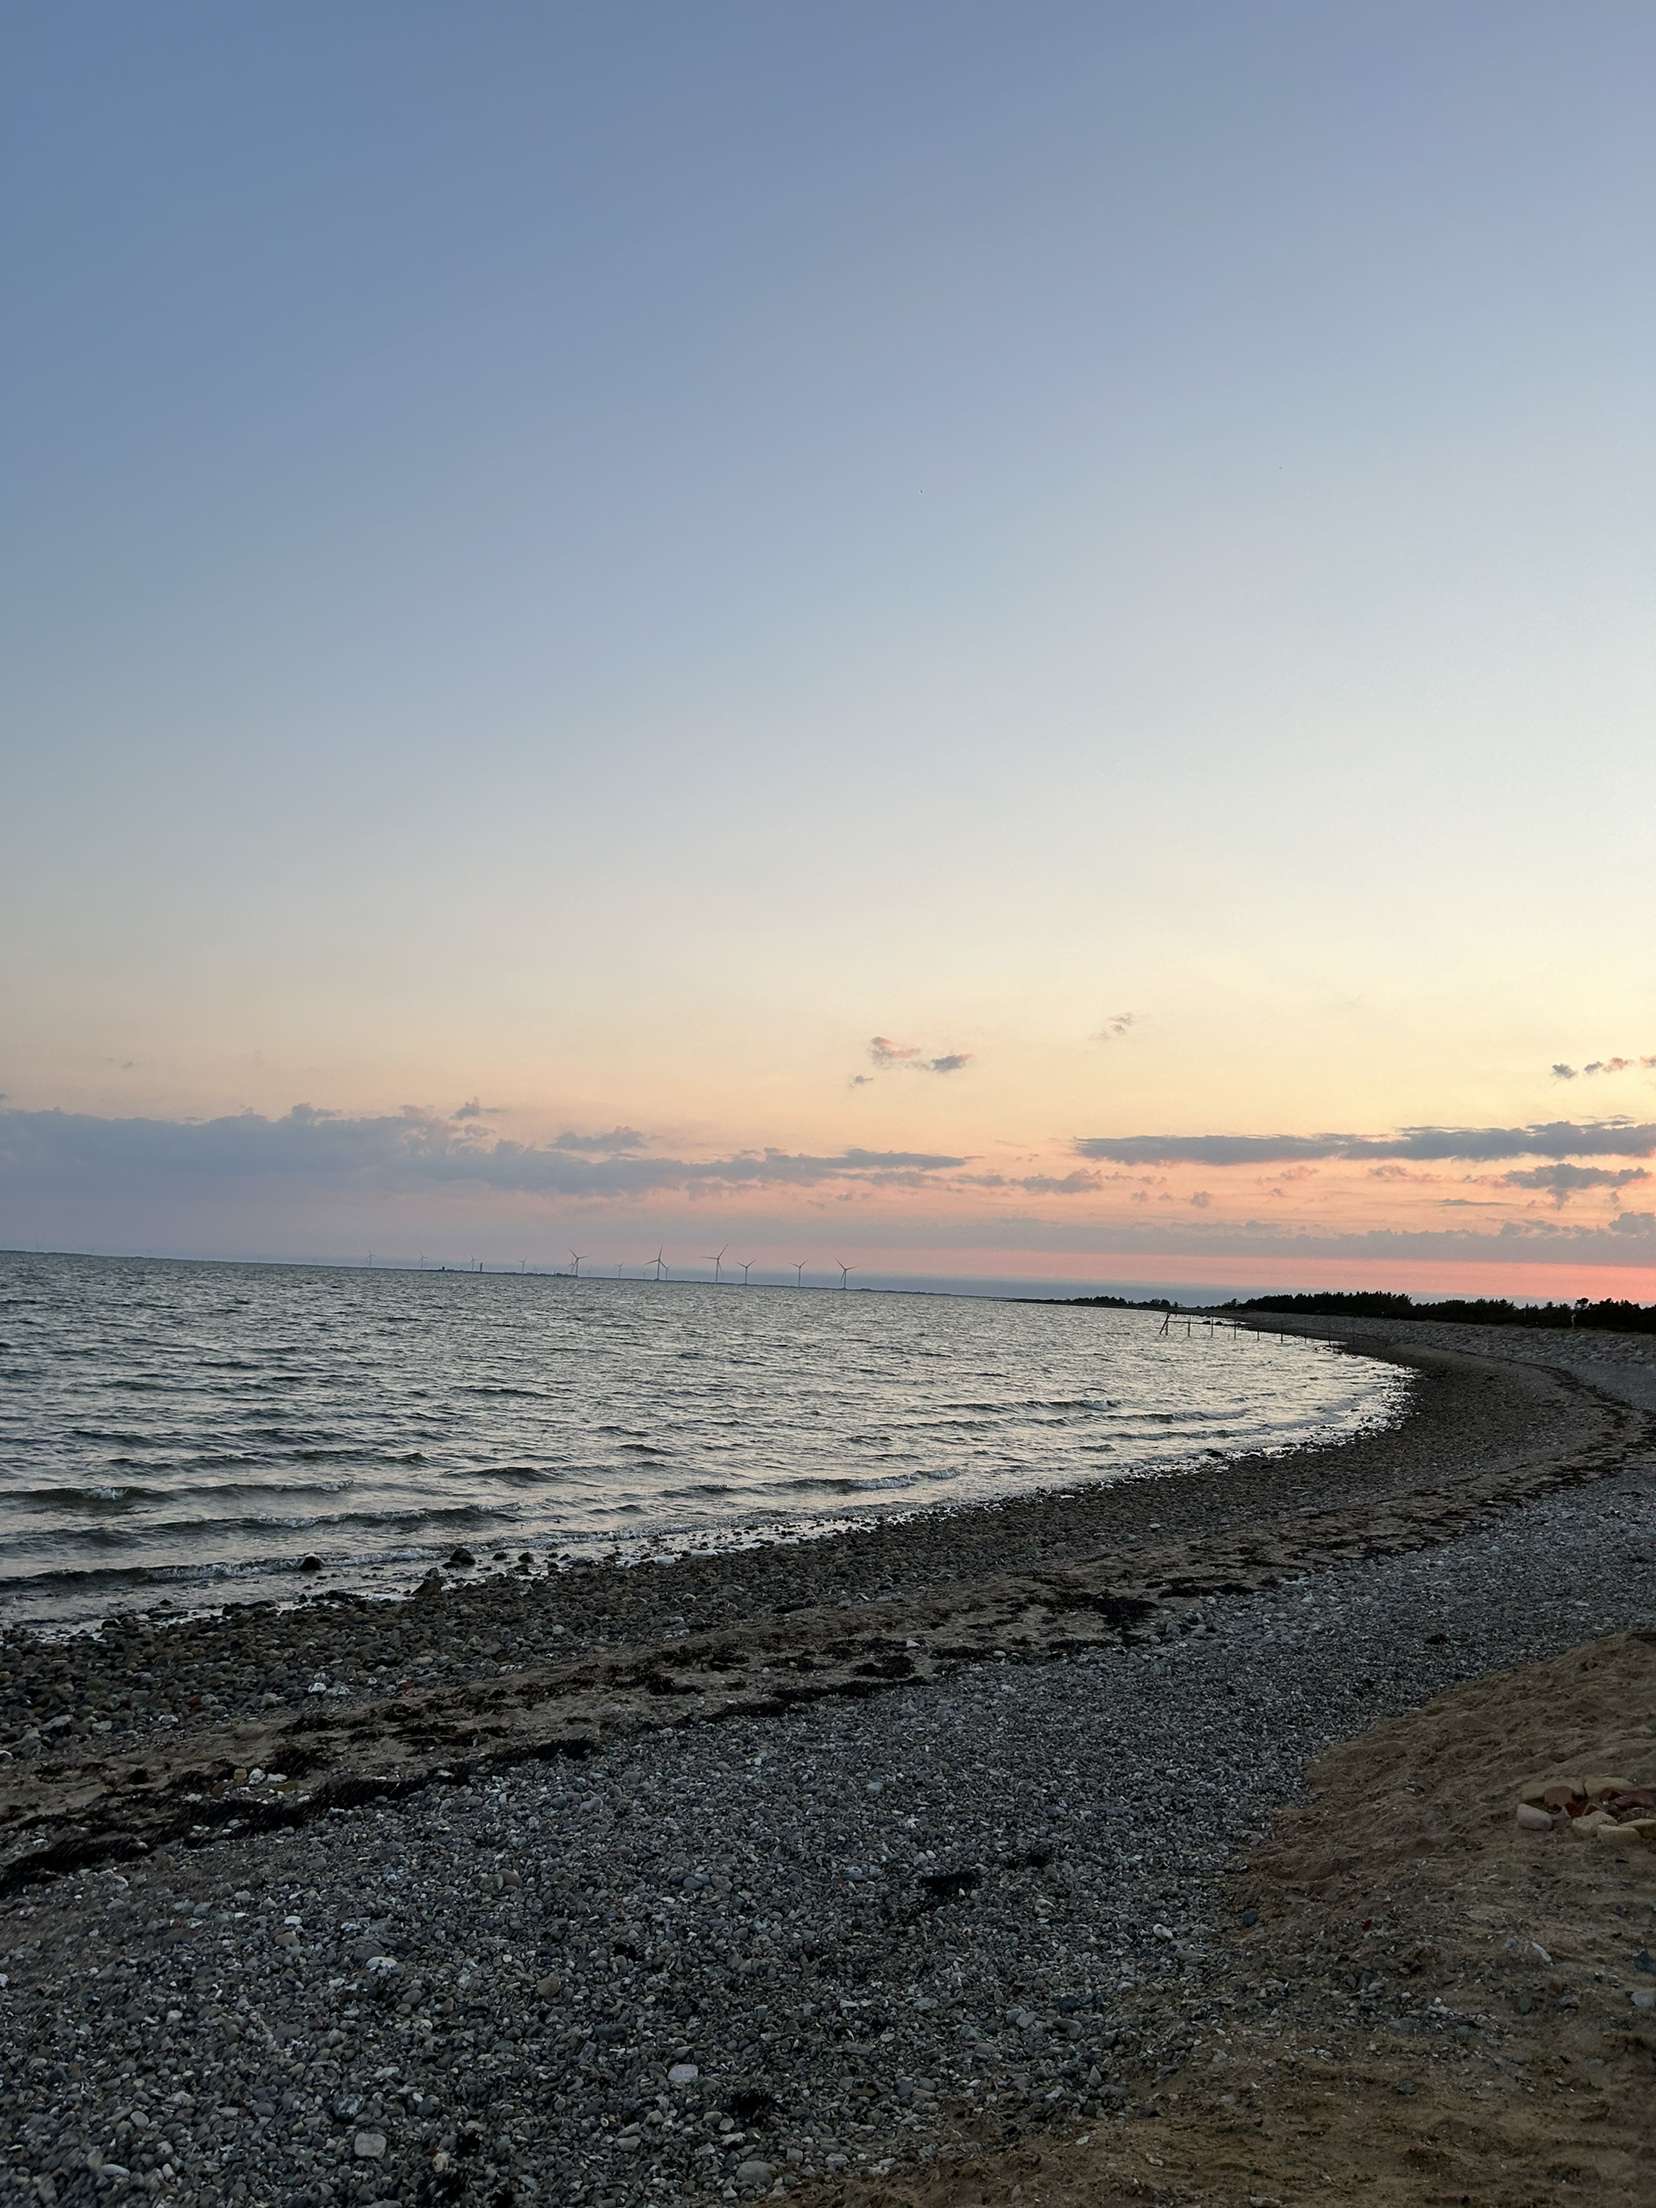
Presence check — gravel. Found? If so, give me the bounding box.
[2,1329,1653,2207]
[1269,1311,1656,1417]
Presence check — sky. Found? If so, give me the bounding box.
[3,1,1655,1298]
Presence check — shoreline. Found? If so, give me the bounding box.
[1,1321,1652,2206]
[0,1331,1608,1727]
[1,1329,1645,1891]
[0,1316,1403,1636]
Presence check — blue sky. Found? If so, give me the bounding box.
[4,3,1655,1291]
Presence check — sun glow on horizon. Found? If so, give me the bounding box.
[5,7,1655,1296]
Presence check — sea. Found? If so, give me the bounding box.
[0,1250,1407,1625]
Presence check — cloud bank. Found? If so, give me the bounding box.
[1500,1163,1650,1207]
[548,1126,648,1154]
[0,1105,965,1201]
[1075,1122,1656,1167]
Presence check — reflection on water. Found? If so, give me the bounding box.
[0,1252,1405,1620]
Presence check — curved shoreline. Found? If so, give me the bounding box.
[1,1325,1652,2207]
[0,1331,1638,1743]
[0,1321,1403,1632]
[2,1328,1647,1892]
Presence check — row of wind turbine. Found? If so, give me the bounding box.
[557,1251,857,1287]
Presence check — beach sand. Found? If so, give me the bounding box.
[1,1320,1652,2205]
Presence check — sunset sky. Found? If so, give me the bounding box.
[5,3,1655,1297]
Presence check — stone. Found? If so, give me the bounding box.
[298,1555,322,1574]
[1591,1819,1644,1848]
[668,2064,699,2086]
[735,2161,774,2189]
[1540,1780,1585,1812]
[353,2131,387,2160]
[1514,1803,1553,1832]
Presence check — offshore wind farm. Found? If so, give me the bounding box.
[403,1250,875,1286]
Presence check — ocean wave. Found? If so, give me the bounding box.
[767,1470,938,1497]
[6,1483,151,1512]
[2,1252,1408,1623]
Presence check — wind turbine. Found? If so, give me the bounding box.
[648,1248,667,1283]
[705,1245,728,1285]
[739,1260,754,1285]
[837,1261,856,1291]
[569,1250,588,1281]
[794,1262,806,1289]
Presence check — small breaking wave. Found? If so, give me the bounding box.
[0,1251,1408,1621]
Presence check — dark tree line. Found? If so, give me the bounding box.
[1227,1290,1656,1338]
[1034,1293,1178,1311]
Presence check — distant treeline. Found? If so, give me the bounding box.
[1037,1293,1179,1312]
[1228,1290,1656,1338]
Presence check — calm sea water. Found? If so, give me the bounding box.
[0,1251,1406,1622]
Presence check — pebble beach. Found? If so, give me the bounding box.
[3,1319,1654,2207]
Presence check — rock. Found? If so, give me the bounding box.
[1540,1779,1585,1811]
[668,2063,699,2086]
[447,1548,477,1569]
[1591,1819,1644,1848]
[1580,1773,1634,1799]
[354,2131,387,2160]
[1514,1803,1553,1831]
[735,2160,774,2189]
[298,1555,322,1574]
[1631,1990,1656,2012]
